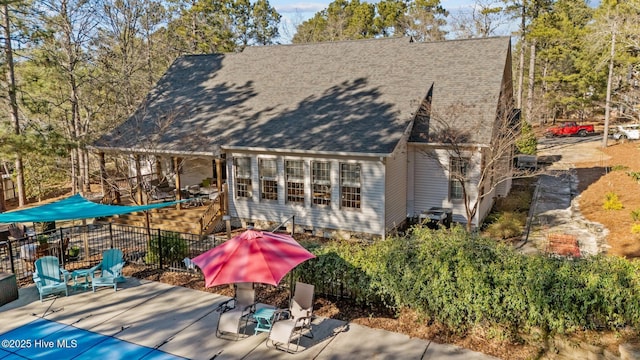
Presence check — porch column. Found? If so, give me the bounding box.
[99,152,106,195]
[155,158,163,182]
[174,157,182,210]
[135,154,143,204]
[215,158,222,191]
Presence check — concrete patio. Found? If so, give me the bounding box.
[1,278,498,359]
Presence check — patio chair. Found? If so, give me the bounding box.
[215,282,256,340]
[34,256,69,302]
[89,248,126,292]
[266,282,315,353]
[8,223,27,240]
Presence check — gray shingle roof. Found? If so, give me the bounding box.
[95,36,511,156]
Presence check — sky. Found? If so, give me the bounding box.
[271,0,486,43]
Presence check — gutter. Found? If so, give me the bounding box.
[88,145,220,158]
[221,145,391,158]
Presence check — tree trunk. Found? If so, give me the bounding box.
[2,4,26,207]
[71,149,78,194]
[526,39,537,124]
[516,3,526,110]
[602,29,616,148]
[82,148,90,193]
[0,173,5,212]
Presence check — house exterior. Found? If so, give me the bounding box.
[93,36,516,239]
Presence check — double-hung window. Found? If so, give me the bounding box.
[235,157,252,199]
[449,157,469,201]
[285,160,304,204]
[312,161,331,206]
[340,163,361,209]
[259,158,278,201]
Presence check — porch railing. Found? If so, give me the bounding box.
[199,188,226,236]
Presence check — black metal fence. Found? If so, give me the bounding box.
[0,223,222,285]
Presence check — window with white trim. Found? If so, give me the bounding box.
[312,161,331,206]
[259,158,278,201]
[340,163,361,209]
[449,157,469,201]
[285,160,304,204]
[234,157,252,199]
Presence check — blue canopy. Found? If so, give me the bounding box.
[0,194,183,223]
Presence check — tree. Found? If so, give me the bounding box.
[0,0,30,207]
[449,0,509,39]
[421,98,539,231]
[32,0,101,194]
[250,0,281,45]
[374,0,407,37]
[587,0,640,147]
[397,0,449,41]
[502,0,553,119]
[530,0,594,122]
[292,0,450,44]
[292,0,376,43]
[606,1,640,125]
[166,0,236,54]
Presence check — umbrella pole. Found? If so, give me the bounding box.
[288,269,294,305]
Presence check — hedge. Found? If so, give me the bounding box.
[297,226,640,337]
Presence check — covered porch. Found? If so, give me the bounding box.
[93,150,229,237]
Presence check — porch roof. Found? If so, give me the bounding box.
[95,37,511,156]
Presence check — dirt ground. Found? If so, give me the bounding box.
[575,141,640,258]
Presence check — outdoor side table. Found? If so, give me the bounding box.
[71,269,93,290]
[252,308,277,335]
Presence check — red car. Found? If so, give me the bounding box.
[544,121,595,137]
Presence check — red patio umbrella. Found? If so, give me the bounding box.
[191,229,316,287]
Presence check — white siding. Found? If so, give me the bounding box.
[227,151,386,236]
[411,146,483,227]
[477,178,496,227]
[385,142,408,233]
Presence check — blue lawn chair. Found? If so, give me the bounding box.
[89,248,126,292]
[34,256,69,302]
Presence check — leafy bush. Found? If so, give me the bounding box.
[484,211,526,239]
[494,190,532,213]
[611,164,629,171]
[628,171,640,183]
[299,226,640,340]
[516,121,537,155]
[632,224,640,234]
[145,231,189,265]
[603,192,623,210]
[632,209,640,222]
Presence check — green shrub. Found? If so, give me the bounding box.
[631,209,640,222]
[298,226,640,340]
[494,190,532,213]
[484,212,526,239]
[628,171,640,183]
[516,121,537,155]
[632,224,640,234]
[611,164,629,171]
[145,231,189,265]
[603,192,623,210]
